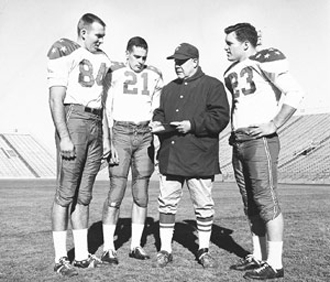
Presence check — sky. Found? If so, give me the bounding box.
[0,0,329,154]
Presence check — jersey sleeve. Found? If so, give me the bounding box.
[250,48,304,109]
[46,38,80,88]
[150,67,164,112]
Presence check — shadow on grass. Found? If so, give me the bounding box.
[68,217,248,261]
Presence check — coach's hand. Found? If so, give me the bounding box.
[170,120,191,134]
[60,137,76,160]
[248,121,277,138]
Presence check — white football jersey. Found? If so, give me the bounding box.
[47,38,111,109]
[106,62,163,125]
[224,48,304,130]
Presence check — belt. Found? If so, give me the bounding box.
[84,106,102,116]
[67,104,103,116]
[114,120,150,127]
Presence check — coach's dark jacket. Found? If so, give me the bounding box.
[153,67,229,177]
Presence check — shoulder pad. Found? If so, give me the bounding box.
[110,61,126,72]
[250,48,286,63]
[146,65,162,77]
[47,38,80,59]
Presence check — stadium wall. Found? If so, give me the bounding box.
[0,113,329,184]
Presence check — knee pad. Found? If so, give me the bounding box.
[55,192,74,207]
[259,204,281,223]
[77,193,93,206]
[133,196,148,208]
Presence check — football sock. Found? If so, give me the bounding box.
[159,213,175,253]
[102,224,116,251]
[159,226,174,253]
[252,235,266,261]
[72,228,89,261]
[197,217,213,250]
[266,240,283,269]
[53,230,67,262]
[131,223,144,250]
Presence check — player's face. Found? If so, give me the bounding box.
[82,22,106,53]
[126,46,148,73]
[174,58,197,80]
[224,32,246,62]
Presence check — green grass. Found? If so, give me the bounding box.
[0,179,329,281]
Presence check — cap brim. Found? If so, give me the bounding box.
[166,54,191,60]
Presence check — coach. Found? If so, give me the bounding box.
[150,43,229,268]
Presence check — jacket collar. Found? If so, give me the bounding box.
[175,66,204,84]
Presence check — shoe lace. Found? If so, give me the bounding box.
[255,262,273,274]
[136,246,147,255]
[58,258,73,270]
[88,253,102,263]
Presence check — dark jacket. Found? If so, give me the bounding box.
[153,67,230,177]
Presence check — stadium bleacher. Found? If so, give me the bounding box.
[0,133,56,179]
[0,113,329,184]
[218,113,330,184]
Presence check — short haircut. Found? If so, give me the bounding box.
[77,13,106,35]
[224,23,258,47]
[126,36,148,52]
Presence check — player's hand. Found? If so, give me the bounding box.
[102,139,111,161]
[109,145,119,165]
[248,121,277,138]
[149,121,165,133]
[60,137,76,160]
[170,120,191,134]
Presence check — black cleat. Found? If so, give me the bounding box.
[129,246,150,260]
[73,254,103,268]
[54,256,78,277]
[197,248,218,269]
[156,250,173,268]
[230,254,261,271]
[101,249,119,265]
[243,262,284,280]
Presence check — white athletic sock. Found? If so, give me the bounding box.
[252,235,267,261]
[198,231,211,250]
[72,228,89,261]
[103,224,116,251]
[266,241,283,269]
[159,227,174,253]
[131,223,144,250]
[53,230,67,262]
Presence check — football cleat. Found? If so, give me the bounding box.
[243,262,284,280]
[101,249,119,265]
[129,246,150,260]
[156,250,173,268]
[73,253,103,268]
[230,254,261,271]
[54,256,78,277]
[197,248,218,269]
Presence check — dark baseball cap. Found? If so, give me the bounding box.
[166,43,199,60]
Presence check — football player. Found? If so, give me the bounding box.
[47,13,111,277]
[223,23,304,280]
[101,36,163,264]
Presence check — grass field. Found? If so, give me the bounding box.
[1,179,329,282]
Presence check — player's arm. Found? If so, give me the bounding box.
[49,86,75,159]
[249,72,304,137]
[101,86,111,161]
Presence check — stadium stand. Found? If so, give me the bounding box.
[0,132,56,178]
[218,113,330,184]
[0,113,329,184]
